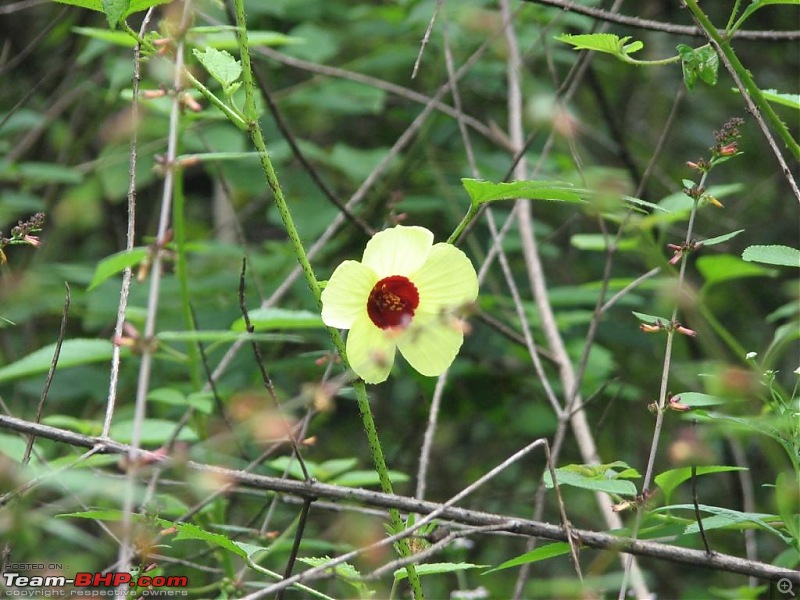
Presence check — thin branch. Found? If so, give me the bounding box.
[103,9,153,438]
[523,0,800,41]
[22,282,69,464]
[411,0,443,79]
[239,259,311,482]
[0,414,795,585]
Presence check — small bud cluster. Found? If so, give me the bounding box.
[667,240,704,265]
[0,212,45,264]
[639,319,697,337]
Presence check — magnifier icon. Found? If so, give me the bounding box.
[779,578,796,597]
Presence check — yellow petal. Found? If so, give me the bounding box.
[396,312,465,377]
[412,243,478,313]
[321,260,377,329]
[346,313,397,384]
[361,225,433,278]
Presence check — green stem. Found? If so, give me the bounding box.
[683,0,800,162]
[184,70,248,130]
[172,168,203,392]
[229,1,423,596]
[621,54,682,67]
[447,203,479,245]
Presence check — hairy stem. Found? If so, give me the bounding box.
[228,0,423,595]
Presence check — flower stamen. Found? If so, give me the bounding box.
[367,275,419,330]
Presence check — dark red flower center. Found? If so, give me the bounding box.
[367,275,419,330]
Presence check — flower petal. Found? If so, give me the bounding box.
[412,243,478,313]
[362,226,434,278]
[396,312,465,377]
[321,260,377,329]
[346,313,397,384]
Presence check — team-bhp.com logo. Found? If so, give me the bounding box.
[2,570,188,596]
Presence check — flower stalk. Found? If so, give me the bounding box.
[229,1,424,596]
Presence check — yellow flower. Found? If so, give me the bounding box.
[321,225,479,384]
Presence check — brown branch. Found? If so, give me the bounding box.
[0,413,796,585]
[524,0,800,41]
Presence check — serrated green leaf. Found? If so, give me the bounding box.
[543,466,638,496]
[231,308,325,331]
[678,44,719,91]
[759,89,800,111]
[654,465,747,502]
[193,47,242,88]
[56,0,171,16]
[484,542,571,573]
[0,339,120,383]
[742,245,800,267]
[556,33,628,56]
[652,504,789,542]
[393,562,487,582]
[461,178,583,206]
[88,247,148,290]
[102,0,130,28]
[701,229,745,246]
[740,0,800,23]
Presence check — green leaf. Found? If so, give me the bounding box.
[697,254,774,287]
[775,472,800,540]
[623,195,672,213]
[230,308,325,331]
[0,160,83,185]
[700,229,745,247]
[88,247,148,290]
[109,419,198,444]
[760,89,800,111]
[461,178,584,206]
[742,245,800,267]
[331,469,410,487]
[671,392,727,407]
[677,44,719,90]
[55,0,171,17]
[102,0,130,29]
[147,387,214,415]
[555,33,643,59]
[42,415,102,436]
[393,562,487,582]
[156,330,302,344]
[543,465,639,497]
[484,542,571,573]
[0,339,119,384]
[651,504,789,542]
[297,557,370,597]
[739,0,800,24]
[71,26,138,47]
[570,234,638,252]
[187,28,301,50]
[193,47,242,89]
[632,311,670,326]
[654,466,747,502]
